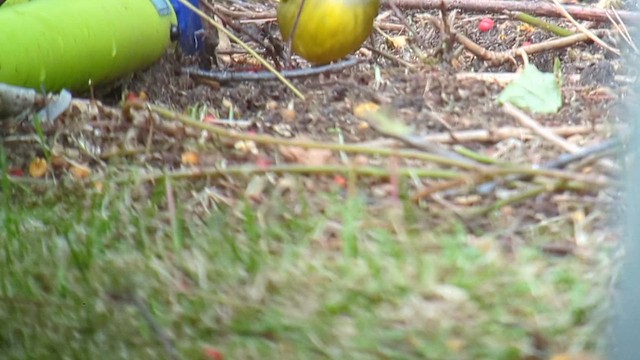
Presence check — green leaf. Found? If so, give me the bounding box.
[365,106,414,137]
[497,64,563,114]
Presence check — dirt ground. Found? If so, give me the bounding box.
[2,1,631,236]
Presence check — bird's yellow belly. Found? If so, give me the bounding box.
[277,0,379,65]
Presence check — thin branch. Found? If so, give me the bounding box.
[364,45,417,68]
[182,57,363,82]
[503,103,581,153]
[365,109,481,165]
[142,102,484,170]
[502,102,618,171]
[110,164,464,184]
[456,31,600,65]
[361,124,601,146]
[132,102,613,188]
[476,137,621,194]
[211,3,273,20]
[390,0,640,23]
[607,9,640,54]
[549,0,620,55]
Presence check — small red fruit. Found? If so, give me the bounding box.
[203,347,224,360]
[255,156,272,170]
[478,18,494,32]
[333,174,347,187]
[126,92,139,102]
[8,168,24,177]
[203,114,217,123]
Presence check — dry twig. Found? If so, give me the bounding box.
[502,103,581,153]
[455,31,605,65]
[362,124,603,146]
[391,0,640,23]
[137,102,614,189]
[182,57,364,82]
[549,0,620,55]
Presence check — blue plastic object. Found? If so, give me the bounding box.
[170,0,204,54]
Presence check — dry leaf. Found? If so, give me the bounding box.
[29,157,48,178]
[234,140,258,155]
[446,338,465,353]
[353,155,369,165]
[50,155,68,170]
[245,176,267,202]
[387,35,408,49]
[518,24,536,33]
[181,151,200,166]
[453,194,482,206]
[279,146,309,164]
[265,100,278,111]
[357,47,372,58]
[279,144,334,166]
[222,97,233,110]
[94,181,104,193]
[276,175,297,193]
[432,284,469,302]
[357,121,369,130]
[550,353,601,360]
[70,163,91,179]
[280,108,297,122]
[353,102,379,118]
[551,355,572,360]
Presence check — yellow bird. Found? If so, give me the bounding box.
[277,0,380,65]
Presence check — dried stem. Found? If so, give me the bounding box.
[110,164,464,184]
[391,0,640,23]
[182,57,363,82]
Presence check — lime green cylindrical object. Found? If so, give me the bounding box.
[0,0,177,92]
[1,0,32,7]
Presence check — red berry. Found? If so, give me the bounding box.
[333,174,347,187]
[478,18,494,32]
[203,347,224,360]
[255,156,271,170]
[126,92,138,101]
[8,168,24,177]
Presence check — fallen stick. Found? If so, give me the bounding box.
[182,57,364,82]
[391,0,640,23]
[503,103,582,153]
[475,137,620,194]
[502,103,618,170]
[213,0,640,24]
[456,72,636,85]
[456,31,600,64]
[362,124,601,147]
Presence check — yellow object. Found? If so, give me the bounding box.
[277,0,379,65]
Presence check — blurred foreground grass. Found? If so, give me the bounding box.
[0,173,614,360]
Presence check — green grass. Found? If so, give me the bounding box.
[0,173,613,359]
